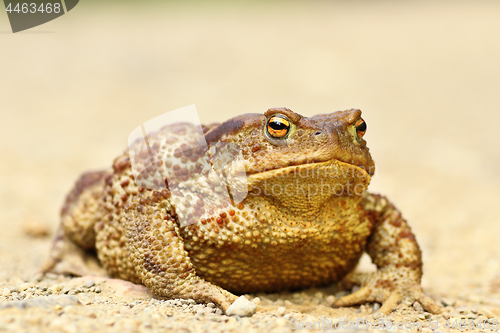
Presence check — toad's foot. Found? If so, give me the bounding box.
[41,226,107,277]
[333,269,441,314]
[346,193,441,315]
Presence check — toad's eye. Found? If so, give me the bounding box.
[266,115,290,139]
[355,118,367,139]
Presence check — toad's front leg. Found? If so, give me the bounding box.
[120,204,239,313]
[333,193,441,314]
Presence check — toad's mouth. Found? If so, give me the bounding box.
[245,157,374,179]
[245,158,373,183]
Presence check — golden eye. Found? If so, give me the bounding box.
[266,115,290,139]
[355,118,367,139]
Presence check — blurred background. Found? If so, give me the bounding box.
[0,0,499,300]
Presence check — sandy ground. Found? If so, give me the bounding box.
[0,1,499,332]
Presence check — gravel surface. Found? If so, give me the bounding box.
[1,1,499,332]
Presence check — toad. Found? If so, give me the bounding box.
[43,107,441,315]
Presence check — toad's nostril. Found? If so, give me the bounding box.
[315,131,322,136]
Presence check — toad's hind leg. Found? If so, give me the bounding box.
[41,171,108,277]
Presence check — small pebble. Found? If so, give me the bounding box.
[48,285,62,293]
[19,283,32,291]
[276,306,286,316]
[2,288,11,297]
[83,281,95,288]
[325,295,336,305]
[226,296,257,317]
[373,312,384,320]
[413,301,424,312]
[373,302,381,312]
[252,297,260,305]
[314,292,323,299]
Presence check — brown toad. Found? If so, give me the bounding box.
[43,107,441,315]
